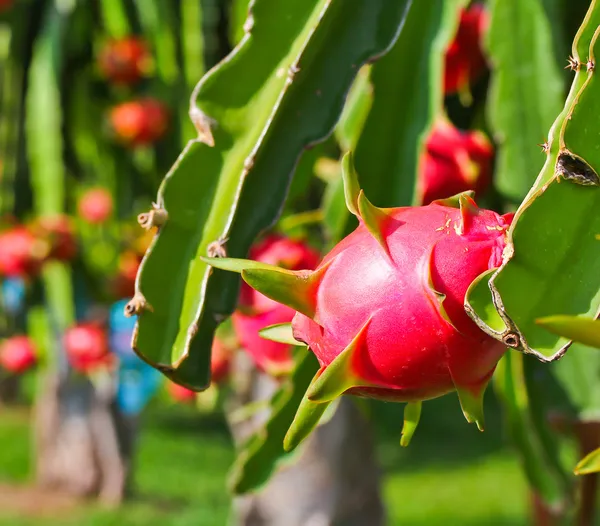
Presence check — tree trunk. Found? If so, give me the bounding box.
[228,354,385,526]
[34,371,133,506]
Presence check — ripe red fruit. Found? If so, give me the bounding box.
[207,156,512,446]
[78,188,113,224]
[167,381,196,403]
[419,119,493,205]
[64,324,110,373]
[0,336,37,374]
[444,4,488,96]
[232,235,320,376]
[30,215,77,262]
[0,226,48,278]
[110,99,169,146]
[98,37,151,85]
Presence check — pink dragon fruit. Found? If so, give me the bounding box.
[205,154,512,447]
[419,118,493,205]
[0,336,37,374]
[444,3,488,97]
[232,235,320,376]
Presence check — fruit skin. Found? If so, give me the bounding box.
[232,235,320,375]
[30,215,77,262]
[444,3,488,96]
[98,37,151,85]
[291,198,512,403]
[419,119,493,205]
[0,226,47,278]
[0,336,37,374]
[110,98,169,146]
[78,188,114,224]
[64,323,111,373]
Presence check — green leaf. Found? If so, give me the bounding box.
[466,2,600,361]
[575,447,600,475]
[133,0,414,389]
[536,315,600,349]
[26,3,75,332]
[486,0,565,202]
[228,348,320,494]
[354,0,467,208]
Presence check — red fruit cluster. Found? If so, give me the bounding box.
[0,216,77,279]
[444,4,488,96]
[419,119,493,205]
[78,187,113,224]
[0,336,37,374]
[110,98,169,146]
[64,323,112,373]
[98,38,151,85]
[232,235,320,376]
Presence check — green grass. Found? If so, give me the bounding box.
[0,391,529,525]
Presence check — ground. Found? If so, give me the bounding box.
[0,393,528,525]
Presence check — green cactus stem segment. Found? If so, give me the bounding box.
[201,256,333,320]
[400,401,422,447]
[306,317,381,403]
[454,383,486,431]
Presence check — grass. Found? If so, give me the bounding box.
[0,391,529,525]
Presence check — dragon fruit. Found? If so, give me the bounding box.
[98,37,151,85]
[211,337,233,384]
[78,187,114,224]
[419,119,493,205]
[205,154,512,447]
[0,226,48,278]
[232,235,320,376]
[0,336,37,374]
[110,98,169,147]
[64,323,112,373]
[444,3,488,97]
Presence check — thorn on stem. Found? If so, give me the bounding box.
[566,56,579,70]
[124,293,153,317]
[138,203,168,230]
[207,237,229,258]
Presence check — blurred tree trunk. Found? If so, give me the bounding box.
[34,372,133,506]
[227,354,385,526]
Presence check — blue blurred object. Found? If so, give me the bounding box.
[110,300,162,415]
[1,277,26,315]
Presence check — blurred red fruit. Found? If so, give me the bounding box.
[418,119,493,205]
[0,336,37,374]
[232,235,320,376]
[444,4,488,96]
[112,251,141,299]
[0,226,47,278]
[64,323,111,373]
[78,188,113,224]
[30,215,77,262]
[168,382,196,403]
[98,37,151,85]
[211,338,232,385]
[110,99,169,146]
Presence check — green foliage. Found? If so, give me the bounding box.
[486,0,565,202]
[133,0,415,389]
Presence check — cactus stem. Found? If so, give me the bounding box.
[566,56,580,71]
[124,293,153,317]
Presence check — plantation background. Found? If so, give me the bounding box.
[1,0,600,524]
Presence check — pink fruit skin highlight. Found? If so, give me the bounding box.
[64,324,111,372]
[78,188,114,224]
[0,227,45,278]
[419,119,493,205]
[233,235,320,375]
[0,336,37,374]
[292,198,512,402]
